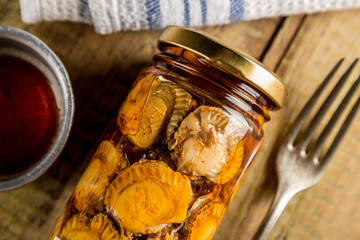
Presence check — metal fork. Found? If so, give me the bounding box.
[252,59,360,240]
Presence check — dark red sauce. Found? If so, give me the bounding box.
[0,55,59,179]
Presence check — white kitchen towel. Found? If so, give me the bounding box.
[20,0,360,34]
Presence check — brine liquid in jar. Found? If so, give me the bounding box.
[49,26,286,240]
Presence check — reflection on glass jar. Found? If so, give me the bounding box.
[50,26,286,240]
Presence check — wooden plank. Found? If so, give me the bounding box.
[0,1,283,239]
[269,9,360,240]
[261,14,306,71]
[213,15,306,240]
[217,9,360,240]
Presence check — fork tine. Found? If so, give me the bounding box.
[298,59,359,151]
[285,58,345,145]
[317,96,360,173]
[311,75,360,162]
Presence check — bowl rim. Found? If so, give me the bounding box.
[0,25,74,191]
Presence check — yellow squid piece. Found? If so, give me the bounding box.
[127,95,168,148]
[117,70,157,135]
[217,140,244,184]
[58,213,125,240]
[73,140,127,213]
[186,200,225,240]
[119,75,196,149]
[104,160,193,234]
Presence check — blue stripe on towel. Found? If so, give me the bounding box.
[145,0,162,29]
[230,0,244,22]
[79,0,93,23]
[184,0,190,27]
[200,0,207,25]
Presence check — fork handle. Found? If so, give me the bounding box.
[252,185,296,240]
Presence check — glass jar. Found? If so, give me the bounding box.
[50,26,286,240]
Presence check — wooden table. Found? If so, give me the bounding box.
[1,1,359,240]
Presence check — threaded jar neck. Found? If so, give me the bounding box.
[153,46,271,123]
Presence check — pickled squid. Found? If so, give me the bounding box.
[120,75,196,149]
[118,70,157,135]
[58,213,124,240]
[185,200,225,240]
[188,192,217,214]
[217,140,244,184]
[164,84,196,143]
[164,234,173,240]
[73,141,126,213]
[170,106,244,182]
[104,160,193,234]
[127,95,168,148]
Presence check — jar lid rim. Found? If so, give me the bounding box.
[158,26,287,110]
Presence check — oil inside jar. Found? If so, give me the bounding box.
[0,55,59,179]
[49,71,265,240]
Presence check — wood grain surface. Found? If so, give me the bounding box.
[0,1,359,240]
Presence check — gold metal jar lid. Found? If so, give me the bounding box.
[158,26,287,110]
